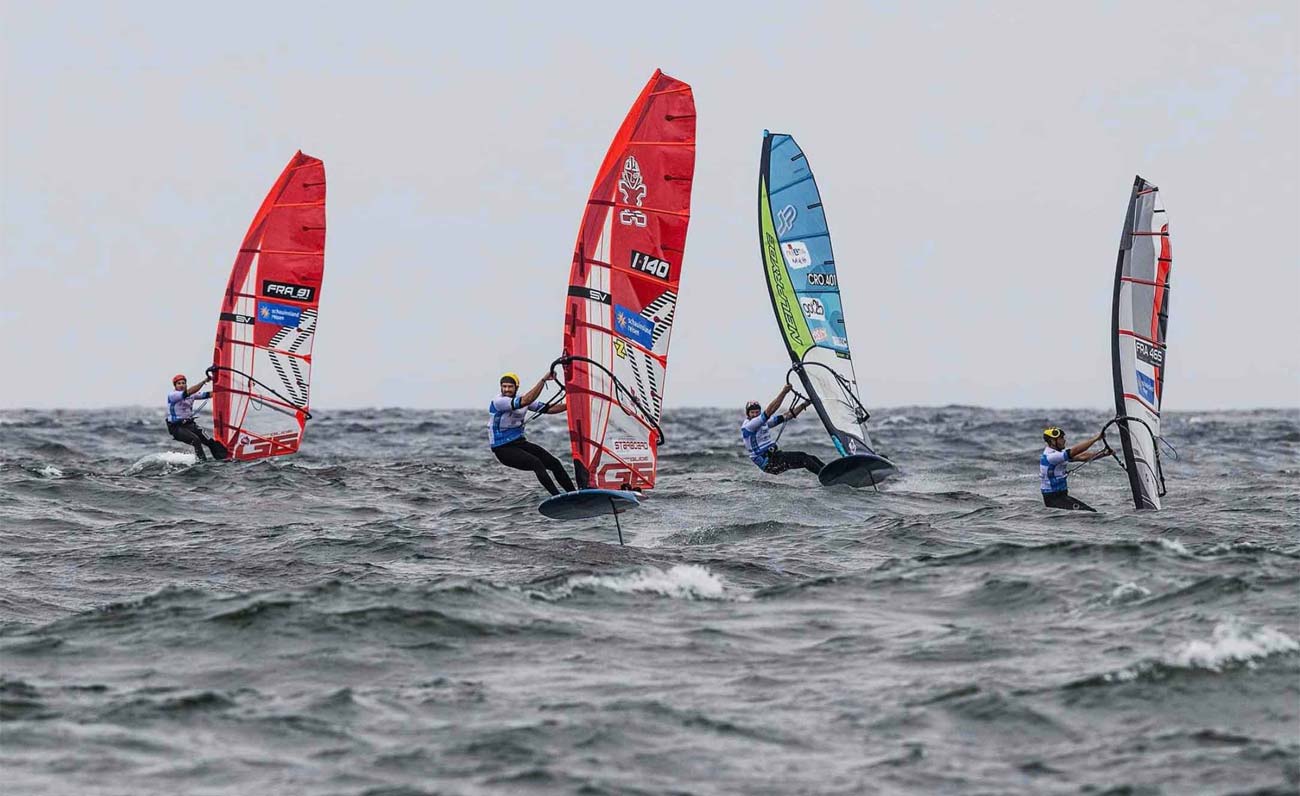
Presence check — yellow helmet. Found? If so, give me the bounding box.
[1043,426,1064,440]
[500,372,520,386]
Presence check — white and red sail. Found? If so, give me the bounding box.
[561,71,695,490]
[211,152,326,461]
[1110,175,1171,509]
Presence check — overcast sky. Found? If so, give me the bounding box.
[2,1,1296,410]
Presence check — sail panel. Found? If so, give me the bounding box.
[1111,175,1171,509]
[562,71,695,490]
[211,152,326,461]
[758,131,876,458]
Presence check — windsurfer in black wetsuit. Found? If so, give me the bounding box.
[488,372,575,496]
[1039,426,1111,511]
[739,385,823,476]
[166,373,228,461]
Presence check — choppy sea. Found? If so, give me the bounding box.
[2,406,1297,795]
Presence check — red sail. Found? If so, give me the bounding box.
[211,152,326,461]
[562,70,696,490]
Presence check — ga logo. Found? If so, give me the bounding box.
[597,461,653,489]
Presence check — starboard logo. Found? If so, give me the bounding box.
[612,438,652,463]
[630,250,671,280]
[262,280,315,302]
[1134,338,1165,368]
[801,297,825,320]
[618,156,648,227]
[807,273,837,287]
[776,204,797,236]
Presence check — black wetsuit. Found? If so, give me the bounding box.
[1042,490,1096,512]
[762,447,825,476]
[167,420,228,461]
[493,438,576,496]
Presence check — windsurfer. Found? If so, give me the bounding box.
[1040,426,1112,511]
[166,373,228,460]
[489,372,575,496]
[741,384,823,476]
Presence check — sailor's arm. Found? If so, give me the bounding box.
[543,401,567,415]
[1068,432,1104,459]
[1074,445,1114,463]
[765,385,791,418]
[185,377,211,398]
[517,374,550,407]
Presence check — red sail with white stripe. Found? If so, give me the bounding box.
[211,152,326,461]
[1110,175,1171,509]
[561,71,695,490]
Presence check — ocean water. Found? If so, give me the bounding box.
[1,406,1297,795]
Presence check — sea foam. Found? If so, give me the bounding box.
[1104,619,1299,683]
[557,565,727,600]
[127,451,197,474]
[1172,620,1300,672]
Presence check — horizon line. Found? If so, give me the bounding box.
[2,404,1297,414]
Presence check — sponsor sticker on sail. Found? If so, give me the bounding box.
[783,241,812,269]
[800,297,825,319]
[614,304,655,349]
[1137,370,1156,404]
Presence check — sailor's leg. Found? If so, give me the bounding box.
[516,440,576,492]
[189,422,228,460]
[206,437,229,460]
[791,451,824,474]
[762,450,794,475]
[169,421,208,461]
[493,441,561,496]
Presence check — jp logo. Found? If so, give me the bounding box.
[776,204,797,236]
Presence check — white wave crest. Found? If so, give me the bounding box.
[38,465,64,478]
[1108,582,1150,604]
[1157,538,1191,556]
[127,451,197,474]
[1101,620,1298,683]
[1172,621,1300,672]
[558,565,727,600]
[872,414,915,428]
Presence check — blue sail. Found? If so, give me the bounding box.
[758,131,896,485]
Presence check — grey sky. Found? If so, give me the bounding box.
[2,1,1296,410]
